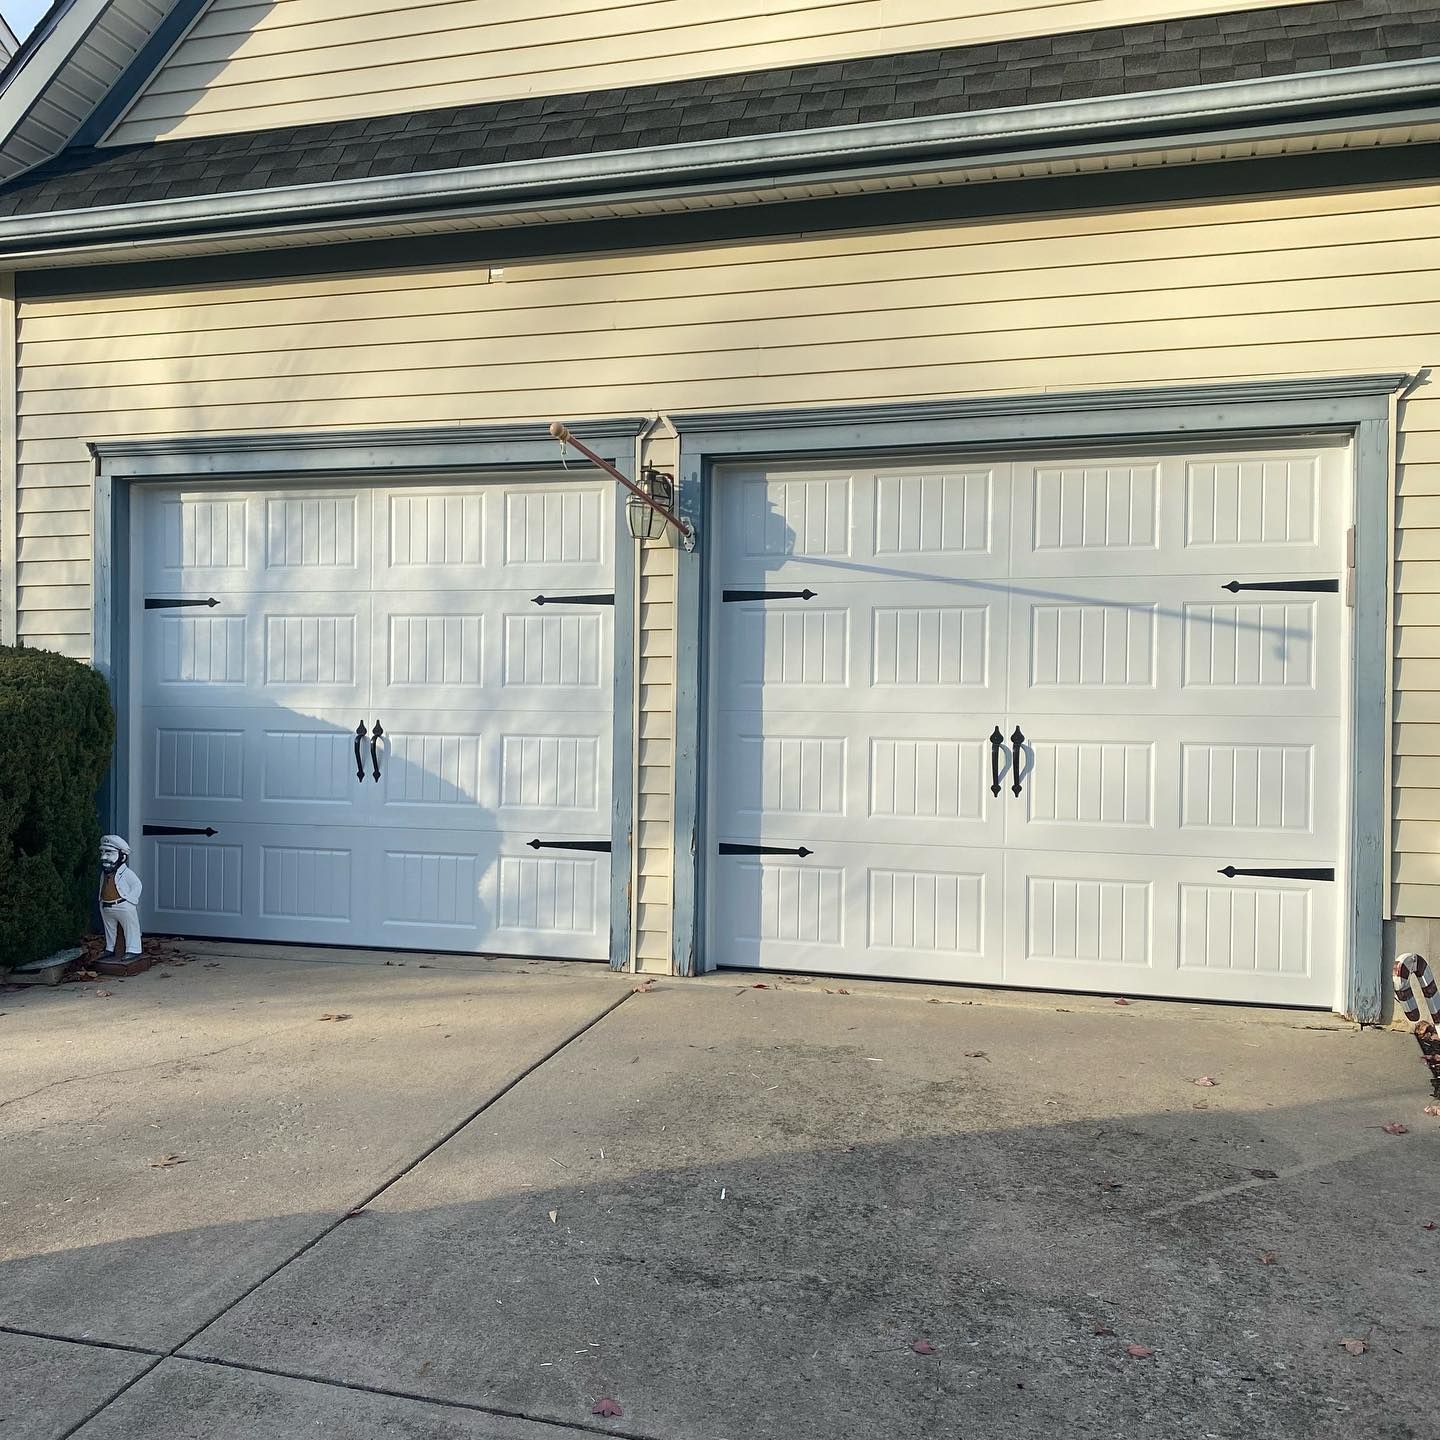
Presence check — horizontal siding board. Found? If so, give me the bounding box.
[107,0,1286,143]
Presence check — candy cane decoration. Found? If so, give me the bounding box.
[1394,953,1440,1025]
[1394,954,1440,1099]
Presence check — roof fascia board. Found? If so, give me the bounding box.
[0,0,110,127]
[2,56,1439,254]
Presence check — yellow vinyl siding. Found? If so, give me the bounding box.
[109,0,1289,144]
[12,180,1440,928]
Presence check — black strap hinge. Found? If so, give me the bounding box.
[1218,865,1334,881]
[722,589,816,603]
[1221,579,1339,594]
[531,594,614,606]
[145,597,220,609]
[143,825,217,837]
[720,843,813,857]
[526,839,611,852]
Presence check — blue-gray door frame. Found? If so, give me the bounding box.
[670,375,1409,1020]
[88,417,648,971]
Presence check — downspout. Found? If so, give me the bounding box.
[0,270,15,646]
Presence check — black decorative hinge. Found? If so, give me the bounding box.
[722,589,816,603]
[142,825,217,837]
[720,843,813,857]
[526,838,611,852]
[145,597,220,609]
[1221,579,1339,594]
[531,594,615,606]
[1218,865,1335,881]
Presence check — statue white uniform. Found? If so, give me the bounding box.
[98,834,143,958]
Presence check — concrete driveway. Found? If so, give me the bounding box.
[2,947,1436,1440]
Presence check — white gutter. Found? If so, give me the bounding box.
[2,56,1440,255]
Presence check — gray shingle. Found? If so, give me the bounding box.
[1,0,1437,219]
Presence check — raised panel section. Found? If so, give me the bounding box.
[733,861,844,946]
[154,728,243,800]
[154,842,242,915]
[868,868,984,954]
[736,609,848,687]
[265,495,357,569]
[390,493,484,566]
[1179,883,1310,974]
[389,614,484,686]
[383,851,479,928]
[504,488,603,565]
[736,735,847,818]
[384,733,485,806]
[739,475,850,560]
[265,614,357,686]
[262,731,356,803]
[161,497,246,571]
[1185,457,1318,547]
[1032,463,1157,551]
[1025,876,1150,965]
[1182,603,1315,689]
[497,854,599,934]
[1027,742,1152,826]
[502,613,602,688]
[157,615,246,684]
[1030,605,1155,688]
[872,606,986,687]
[874,470,990,555]
[870,738,983,820]
[1181,743,1313,831]
[499,734,600,810]
[261,845,351,920]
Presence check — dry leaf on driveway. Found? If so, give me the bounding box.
[548,1210,558,1224]
[911,1340,937,1355]
[1125,1344,1154,1359]
[317,1013,352,1022]
[150,1154,186,1168]
[1341,1338,1368,1355]
[1381,1123,1409,1135]
[1093,1323,1116,1336]
[1193,1076,1218,1087]
[1257,1251,1278,1265]
[591,1398,623,1417]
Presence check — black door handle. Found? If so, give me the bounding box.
[989,726,1004,797]
[354,722,367,782]
[370,720,383,781]
[1010,726,1025,797]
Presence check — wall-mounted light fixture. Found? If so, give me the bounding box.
[628,468,674,542]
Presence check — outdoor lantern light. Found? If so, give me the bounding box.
[628,467,675,541]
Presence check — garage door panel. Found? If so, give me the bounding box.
[1013,714,1338,863]
[142,489,257,595]
[713,708,1002,849]
[1009,576,1339,718]
[719,582,1003,714]
[1011,449,1343,579]
[252,593,372,714]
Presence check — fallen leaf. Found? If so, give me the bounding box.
[837,988,850,995]
[1340,1338,1368,1355]
[346,1208,366,1218]
[926,998,941,1004]
[150,1154,186,1168]
[1257,1251,1278,1265]
[1125,1344,1154,1359]
[1093,1323,1115,1336]
[1425,1105,1440,1117]
[1423,1222,1437,1231]
[1193,1075,1218,1087]
[548,1210,558,1224]
[318,1013,353,1022]
[751,983,769,990]
[963,1050,989,1060]
[1381,1123,1410,1135]
[1113,998,1131,1006]
[911,1340,937,1355]
[592,1398,623,1417]
[1249,1168,1279,1181]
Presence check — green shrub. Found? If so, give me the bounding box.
[0,646,115,970]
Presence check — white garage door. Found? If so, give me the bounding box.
[710,447,1347,1005]
[133,478,615,959]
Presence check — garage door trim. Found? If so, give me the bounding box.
[91,417,648,970]
[670,376,1407,1019]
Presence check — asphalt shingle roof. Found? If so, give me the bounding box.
[1,0,1436,218]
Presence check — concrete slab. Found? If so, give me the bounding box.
[190,983,1440,1440]
[0,949,626,1351]
[69,1359,591,1440]
[0,1332,152,1440]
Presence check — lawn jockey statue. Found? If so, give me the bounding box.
[98,834,143,959]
